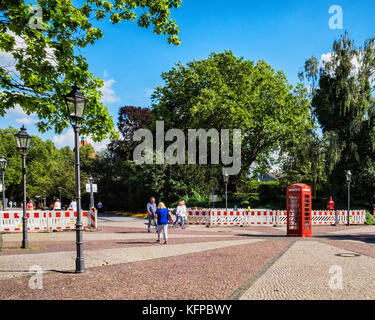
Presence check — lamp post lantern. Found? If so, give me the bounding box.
[0,156,7,209]
[14,125,32,248]
[223,169,229,212]
[65,83,88,273]
[346,170,352,227]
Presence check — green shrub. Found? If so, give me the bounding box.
[365,211,375,225]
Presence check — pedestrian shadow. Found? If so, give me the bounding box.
[236,232,375,244]
[315,234,375,245]
[235,234,288,239]
[0,269,76,274]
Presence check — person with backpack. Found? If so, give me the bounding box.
[154,202,172,244]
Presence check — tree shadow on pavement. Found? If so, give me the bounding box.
[236,233,375,244]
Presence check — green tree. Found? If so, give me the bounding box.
[280,129,327,198]
[0,0,181,141]
[300,33,375,207]
[152,51,313,178]
[0,126,84,207]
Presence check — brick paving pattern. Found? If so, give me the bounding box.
[0,214,374,300]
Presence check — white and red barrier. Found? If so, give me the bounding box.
[187,209,210,226]
[209,209,247,226]
[184,209,366,227]
[0,209,97,233]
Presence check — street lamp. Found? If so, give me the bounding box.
[35,195,41,209]
[0,156,7,210]
[346,170,352,227]
[223,169,229,212]
[14,125,32,248]
[42,191,46,209]
[65,83,88,273]
[88,176,94,209]
[58,186,62,203]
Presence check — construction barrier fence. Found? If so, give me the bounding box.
[0,208,97,232]
[186,209,366,226]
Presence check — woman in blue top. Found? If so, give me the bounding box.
[154,202,172,244]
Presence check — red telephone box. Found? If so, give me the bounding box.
[286,184,312,237]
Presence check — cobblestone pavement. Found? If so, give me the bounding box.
[0,238,264,280]
[0,215,374,300]
[239,240,375,300]
[0,240,289,300]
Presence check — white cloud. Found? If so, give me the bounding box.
[52,129,75,149]
[52,129,110,152]
[145,88,154,97]
[87,138,110,151]
[6,104,28,116]
[320,52,334,65]
[320,51,375,85]
[321,52,364,75]
[100,79,120,104]
[16,117,37,125]
[0,31,56,76]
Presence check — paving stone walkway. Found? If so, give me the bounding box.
[0,214,374,300]
[0,238,263,280]
[239,240,375,300]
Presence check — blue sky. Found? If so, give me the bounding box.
[2,0,375,149]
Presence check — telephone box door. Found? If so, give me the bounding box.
[287,184,312,237]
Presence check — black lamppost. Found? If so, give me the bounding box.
[88,176,94,209]
[42,191,46,209]
[65,83,88,273]
[346,170,352,227]
[14,125,32,249]
[58,186,62,203]
[223,169,229,212]
[35,195,41,209]
[0,156,7,209]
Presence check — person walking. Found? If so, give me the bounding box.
[154,202,172,244]
[97,201,103,213]
[147,197,158,233]
[173,201,184,229]
[180,200,187,228]
[53,198,61,211]
[69,199,77,212]
[27,199,34,211]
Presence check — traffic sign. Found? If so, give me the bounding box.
[209,195,217,202]
[86,184,97,193]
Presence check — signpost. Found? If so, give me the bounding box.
[209,188,217,208]
[85,184,97,193]
[86,178,97,209]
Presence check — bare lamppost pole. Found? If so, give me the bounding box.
[0,156,7,209]
[65,83,88,273]
[223,169,229,212]
[346,170,352,227]
[14,126,32,249]
[88,176,94,209]
[58,186,62,203]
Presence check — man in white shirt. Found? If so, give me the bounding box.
[69,199,77,212]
